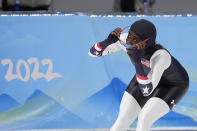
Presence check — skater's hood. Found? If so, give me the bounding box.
[130,19,156,46]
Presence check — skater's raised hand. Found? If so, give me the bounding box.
[110,28,122,38]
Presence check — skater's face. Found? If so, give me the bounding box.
[126,30,142,46]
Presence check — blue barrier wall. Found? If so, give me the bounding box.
[0,14,197,130]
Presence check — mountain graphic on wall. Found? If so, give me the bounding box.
[73,77,197,128]
[0,94,20,113]
[0,90,89,130]
[156,111,197,126]
[173,81,197,122]
[0,78,196,130]
[73,77,128,128]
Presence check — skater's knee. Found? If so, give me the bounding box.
[138,111,151,125]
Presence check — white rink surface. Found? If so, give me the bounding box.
[3,127,197,131]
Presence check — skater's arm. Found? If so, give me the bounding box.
[136,49,171,96]
[89,28,127,57]
[149,49,171,88]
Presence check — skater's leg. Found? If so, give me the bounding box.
[136,97,170,131]
[110,91,141,131]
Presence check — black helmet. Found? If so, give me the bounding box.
[130,19,156,46]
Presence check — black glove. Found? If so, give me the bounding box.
[99,34,119,49]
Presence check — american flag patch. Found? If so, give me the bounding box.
[141,58,150,67]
